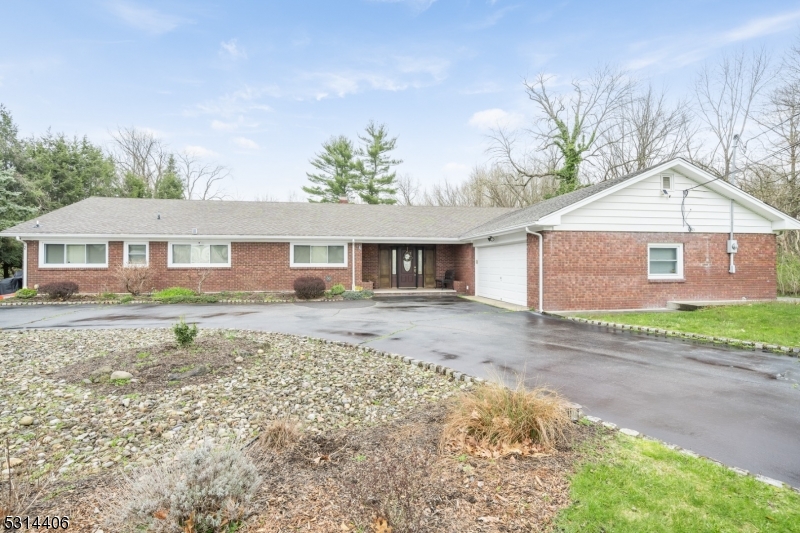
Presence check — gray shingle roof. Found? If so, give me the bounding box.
[459,165,656,238]
[0,197,515,240]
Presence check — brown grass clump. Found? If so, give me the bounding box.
[257,419,303,453]
[443,381,572,457]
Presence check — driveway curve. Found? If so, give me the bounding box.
[2,297,799,487]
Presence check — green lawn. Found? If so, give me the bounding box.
[581,302,800,347]
[556,433,800,533]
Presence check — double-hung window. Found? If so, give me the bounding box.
[124,242,149,266]
[291,243,347,267]
[41,243,107,268]
[169,242,231,267]
[648,244,683,280]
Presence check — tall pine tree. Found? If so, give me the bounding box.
[302,136,358,202]
[353,121,402,204]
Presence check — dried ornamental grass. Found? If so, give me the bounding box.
[257,419,303,453]
[443,381,572,457]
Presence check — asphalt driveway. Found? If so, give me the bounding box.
[2,297,799,487]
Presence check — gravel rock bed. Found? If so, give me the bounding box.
[0,328,468,480]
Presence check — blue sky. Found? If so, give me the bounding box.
[2,0,800,200]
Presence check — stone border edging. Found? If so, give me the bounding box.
[548,313,800,358]
[579,414,800,493]
[0,298,299,307]
[338,334,798,492]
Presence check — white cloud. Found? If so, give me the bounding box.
[220,39,247,60]
[107,1,189,34]
[232,137,259,150]
[721,10,800,43]
[441,162,470,181]
[183,145,218,158]
[300,55,449,100]
[468,108,524,130]
[466,4,519,30]
[191,85,277,117]
[624,9,800,72]
[368,0,438,13]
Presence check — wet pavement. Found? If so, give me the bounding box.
[2,297,799,486]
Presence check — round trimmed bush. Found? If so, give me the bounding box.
[15,287,37,299]
[39,281,79,300]
[293,276,326,299]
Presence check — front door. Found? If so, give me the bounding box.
[397,245,417,288]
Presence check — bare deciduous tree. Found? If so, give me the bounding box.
[694,48,771,178]
[422,164,558,207]
[177,153,230,200]
[110,127,171,194]
[395,173,420,205]
[491,66,634,194]
[595,85,696,180]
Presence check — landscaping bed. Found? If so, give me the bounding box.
[577,302,800,349]
[0,328,463,482]
[3,329,798,532]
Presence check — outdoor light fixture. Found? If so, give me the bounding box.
[488,236,495,242]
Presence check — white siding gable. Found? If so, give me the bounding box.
[555,172,774,234]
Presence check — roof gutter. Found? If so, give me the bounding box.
[525,227,543,312]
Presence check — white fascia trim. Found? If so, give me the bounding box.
[289,241,349,268]
[167,241,231,268]
[38,240,109,269]
[123,241,149,267]
[2,234,464,244]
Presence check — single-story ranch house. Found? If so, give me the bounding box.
[3,158,800,311]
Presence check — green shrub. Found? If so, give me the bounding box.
[153,287,196,300]
[329,283,346,295]
[778,252,800,296]
[342,290,374,300]
[173,317,198,347]
[120,295,133,303]
[115,442,260,533]
[15,288,37,299]
[99,291,118,300]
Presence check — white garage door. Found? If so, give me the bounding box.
[476,242,528,306]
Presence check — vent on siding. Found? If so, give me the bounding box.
[661,175,672,190]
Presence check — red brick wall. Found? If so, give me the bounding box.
[362,244,379,285]
[26,240,364,293]
[435,244,456,280]
[527,232,777,311]
[453,243,475,295]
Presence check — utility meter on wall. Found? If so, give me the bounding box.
[727,239,739,254]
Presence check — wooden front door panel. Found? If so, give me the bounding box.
[397,246,417,288]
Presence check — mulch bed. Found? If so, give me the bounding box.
[54,404,595,533]
[54,336,270,394]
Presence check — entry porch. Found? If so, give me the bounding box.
[359,243,475,294]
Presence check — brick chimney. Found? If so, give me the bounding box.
[338,196,349,204]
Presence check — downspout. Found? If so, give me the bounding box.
[351,238,356,290]
[729,135,739,274]
[525,227,543,312]
[16,236,27,289]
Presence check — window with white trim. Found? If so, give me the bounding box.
[124,242,149,266]
[41,243,107,267]
[168,242,230,267]
[290,243,347,267]
[648,244,683,279]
